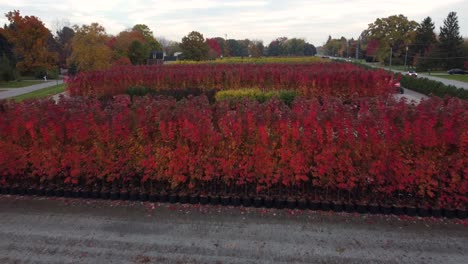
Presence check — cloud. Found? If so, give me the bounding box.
[0,0,466,45]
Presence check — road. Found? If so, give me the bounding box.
[0,80,64,100]
[0,196,466,264]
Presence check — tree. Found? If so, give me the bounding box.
[68,23,112,71]
[412,17,437,70]
[248,40,264,57]
[128,40,149,65]
[132,24,162,51]
[206,38,222,57]
[285,38,306,56]
[180,31,209,61]
[56,26,75,68]
[303,43,317,56]
[366,15,418,64]
[267,37,287,56]
[439,12,464,69]
[1,10,58,74]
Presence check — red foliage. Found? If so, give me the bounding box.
[0,96,467,208]
[206,38,222,56]
[66,63,395,100]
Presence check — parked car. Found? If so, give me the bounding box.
[406,70,418,77]
[391,79,403,94]
[447,69,468,75]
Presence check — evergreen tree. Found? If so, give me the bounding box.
[412,17,437,70]
[439,12,464,69]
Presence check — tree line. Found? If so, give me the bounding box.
[0,10,317,80]
[321,12,468,70]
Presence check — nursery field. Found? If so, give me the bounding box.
[0,62,467,217]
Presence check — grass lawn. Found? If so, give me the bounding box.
[0,80,45,88]
[12,84,66,102]
[432,74,468,83]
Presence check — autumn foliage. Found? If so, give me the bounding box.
[0,96,466,208]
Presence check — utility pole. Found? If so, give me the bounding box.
[404,46,408,69]
[389,46,393,70]
[355,38,359,60]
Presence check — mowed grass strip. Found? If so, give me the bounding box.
[0,80,45,88]
[434,74,468,83]
[12,84,65,102]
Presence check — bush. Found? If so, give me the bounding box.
[215,88,297,105]
[125,86,217,103]
[400,75,468,99]
[0,96,466,209]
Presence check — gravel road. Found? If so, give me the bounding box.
[0,196,466,264]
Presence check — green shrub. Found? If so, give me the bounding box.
[400,75,468,99]
[215,88,297,105]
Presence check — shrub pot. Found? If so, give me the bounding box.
[168,193,178,203]
[119,190,129,200]
[331,201,344,212]
[274,197,286,209]
[309,200,321,211]
[199,195,209,205]
[443,208,456,219]
[417,207,429,217]
[45,188,53,197]
[129,191,139,201]
[392,205,405,215]
[263,197,273,208]
[91,190,100,199]
[178,193,189,204]
[139,192,148,201]
[286,198,297,210]
[81,190,91,199]
[190,194,200,205]
[242,196,252,207]
[356,203,368,214]
[456,209,467,219]
[18,187,26,196]
[431,207,442,218]
[72,188,80,198]
[253,196,263,208]
[159,192,168,203]
[110,191,119,200]
[11,185,19,195]
[0,186,9,194]
[297,198,307,210]
[55,188,64,197]
[320,201,331,211]
[368,203,379,214]
[100,190,110,200]
[27,187,37,196]
[405,206,417,217]
[209,195,220,205]
[149,193,158,202]
[380,204,392,215]
[231,196,241,207]
[220,196,230,206]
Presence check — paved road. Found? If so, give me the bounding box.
[361,61,468,90]
[0,80,64,100]
[395,88,428,103]
[0,196,466,264]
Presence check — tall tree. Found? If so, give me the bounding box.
[411,17,437,70]
[68,23,112,71]
[439,12,464,69]
[303,43,317,56]
[366,15,418,63]
[56,26,75,68]
[132,24,162,51]
[180,31,209,61]
[1,10,58,74]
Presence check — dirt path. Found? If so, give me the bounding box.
[0,196,466,264]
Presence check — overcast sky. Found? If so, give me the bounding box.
[1,0,467,45]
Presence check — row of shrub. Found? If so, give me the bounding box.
[215,89,297,105]
[400,75,468,99]
[66,63,395,99]
[173,56,324,65]
[0,95,466,209]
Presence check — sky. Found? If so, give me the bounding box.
[1,0,467,45]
